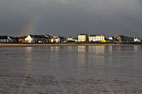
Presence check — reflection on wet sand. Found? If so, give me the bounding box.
[22,45,140,77]
[109,46,113,52]
[134,45,138,52]
[93,46,105,74]
[93,46,105,54]
[50,46,60,52]
[1,46,142,94]
[67,46,77,52]
[24,47,32,75]
[77,46,106,75]
[77,46,87,74]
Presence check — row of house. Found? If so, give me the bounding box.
[109,35,141,43]
[0,34,142,44]
[23,35,64,43]
[78,34,106,42]
[0,36,18,43]
[0,35,64,43]
[77,34,142,43]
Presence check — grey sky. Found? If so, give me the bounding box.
[0,0,142,37]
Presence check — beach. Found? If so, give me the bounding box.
[0,46,142,94]
[1,74,142,94]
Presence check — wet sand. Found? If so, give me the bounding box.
[0,46,142,94]
[0,74,142,94]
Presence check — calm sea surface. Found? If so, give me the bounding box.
[0,46,142,94]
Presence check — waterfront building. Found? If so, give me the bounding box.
[134,38,141,42]
[25,35,49,43]
[0,36,18,43]
[18,36,27,43]
[0,36,9,43]
[94,34,105,42]
[65,37,78,42]
[59,36,65,43]
[49,36,65,43]
[89,34,105,42]
[89,35,95,42]
[78,34,88,42]
[55,37,60,43]
[8,36,18,43]
[108,37,114,41]
[49,36,55,43]
[114,35,134,43]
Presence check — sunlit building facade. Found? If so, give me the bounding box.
[78,34,88,42]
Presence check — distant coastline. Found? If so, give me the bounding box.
[0,43,142,47]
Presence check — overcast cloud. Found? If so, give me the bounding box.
[0,0,142,37]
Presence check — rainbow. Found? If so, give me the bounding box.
[22,15,41,36]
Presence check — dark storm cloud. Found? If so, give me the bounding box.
[0,0,142,37]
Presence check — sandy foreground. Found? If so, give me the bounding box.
[0,43,141,47]
[0,44,142,94]
[0,74,142,94]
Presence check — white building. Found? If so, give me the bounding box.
[108,37,114,41]
[134,38,141,42]
[50,36,59,43]
[94,35,105,42]
[49,36,65,43]
[78,34,88,42]
[25,35,49,43]
[89,35,105,42]
[89,35,95,42]
[55,37,60,43]
[65,37,78,42]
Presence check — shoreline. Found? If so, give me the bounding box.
[0,43,142,47]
